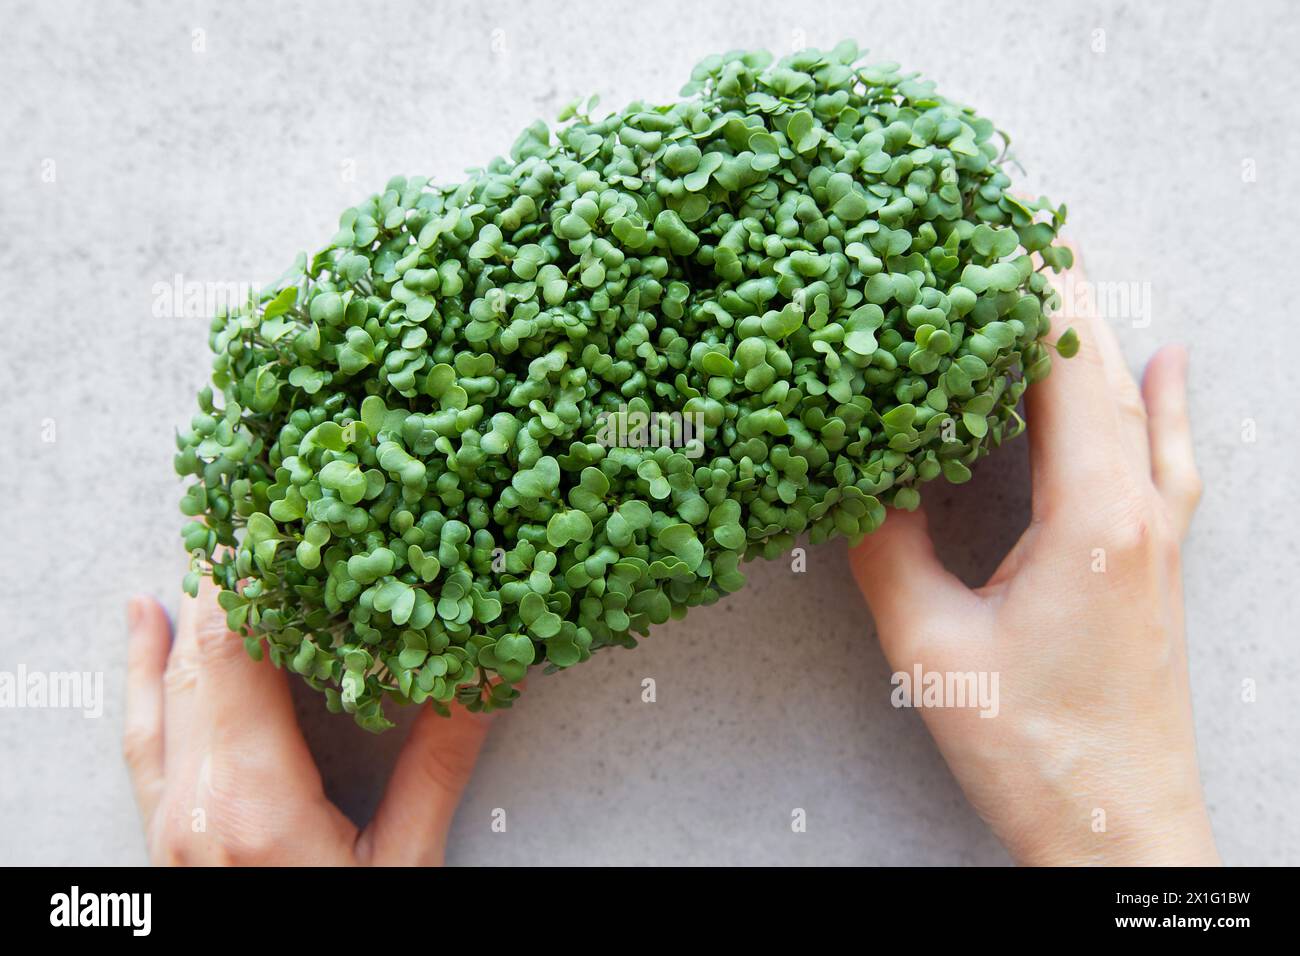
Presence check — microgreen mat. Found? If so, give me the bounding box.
[176,41,1075,729]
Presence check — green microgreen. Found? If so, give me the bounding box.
[176,40,1075,730]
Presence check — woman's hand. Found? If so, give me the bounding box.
[123,579,490,865]
[849,256,1218,865]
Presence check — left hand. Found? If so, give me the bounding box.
[123,579,491,865]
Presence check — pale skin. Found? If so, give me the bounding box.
[123,578,491,865]
[848,255,1217,865]
[125,255,1217,866]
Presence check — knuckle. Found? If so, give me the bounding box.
[202,756,301,865]
[1091,500,1158,558]
[125,649,157,683]
[193,612,241,661]
[1105,512,1154,556]
[157,790,286,866]
[1116,391,1149,429]
[211,740,295,790]
[1065,478,1146,545]
[152,839,189,867]
[414,744,478,797]
[207,799,299,867]
[151,803,198,866]
[209,828,279,866]
[162,656,199,694]
[121,725,155,769]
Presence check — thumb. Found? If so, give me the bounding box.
[847,506,975,663]
[359,703,492,865]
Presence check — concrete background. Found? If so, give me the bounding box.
[1,0,1296,865]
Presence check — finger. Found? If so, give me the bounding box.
[124,596,170,823]
[186,577,306,753]
[1024,256,1136,519]
[360,704,492,865]
[1143,344,1201,537]
[848,507,977,663]
[162,581,205,762]
[1079,280,1150,478]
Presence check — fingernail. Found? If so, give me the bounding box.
[127,596,145,631]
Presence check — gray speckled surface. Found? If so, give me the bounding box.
[1,0,1296,866]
